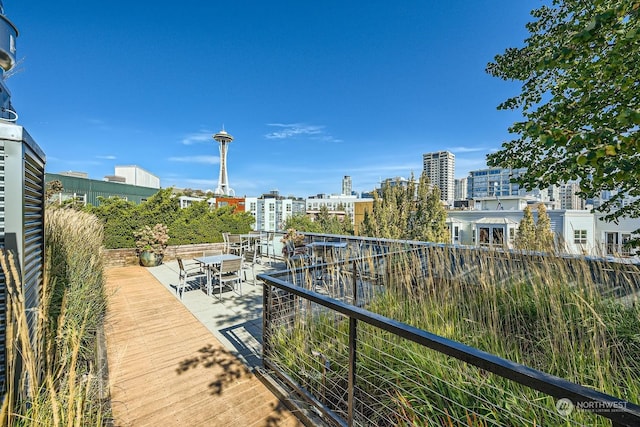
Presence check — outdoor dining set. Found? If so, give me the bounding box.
[174,231,350,301]
[175,232,263,300]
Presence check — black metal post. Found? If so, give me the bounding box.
[348,316,357,427]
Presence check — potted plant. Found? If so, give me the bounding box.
[134,223,169,267]
[281,228,306,257]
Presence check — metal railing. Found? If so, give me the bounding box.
[259,239,640,426]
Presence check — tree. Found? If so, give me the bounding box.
[409,178,448,242]
[315,205,353,236]
[515,206,536,250]
[486,1,640,225]
[283,213,322,233]
[361,172,448,242]
[535,203,556,252]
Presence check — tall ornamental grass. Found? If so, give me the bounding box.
[1,208,109,426]
[267,244,640,425]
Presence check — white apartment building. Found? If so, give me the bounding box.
[306,194,358,225]
[245,197,306,231]
[446,197,640,258]
[423,151,455,205]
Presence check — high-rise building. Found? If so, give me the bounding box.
[342,175,352,196]
[560,181,586,210]
[466,167,527,199]
[454,177,468,201]
[423,151,455,204]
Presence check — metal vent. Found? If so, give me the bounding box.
[0,139,5,392]
[22,145,45,352]
[0,124,46,397]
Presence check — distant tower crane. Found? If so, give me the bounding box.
[213,128,234,196]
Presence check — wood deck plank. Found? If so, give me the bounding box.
[104,266,303,427]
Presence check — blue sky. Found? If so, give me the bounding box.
[6,1,537,197]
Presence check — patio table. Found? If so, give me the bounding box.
[194,254,243,296]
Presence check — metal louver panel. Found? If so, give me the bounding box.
[0,140,5,393]
[22,145,45,354]
[0,124,46,398]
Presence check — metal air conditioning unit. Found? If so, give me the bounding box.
[0,121,46,393]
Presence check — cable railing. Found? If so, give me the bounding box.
[259,238,640,426]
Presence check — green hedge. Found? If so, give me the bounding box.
[84,188,254,249]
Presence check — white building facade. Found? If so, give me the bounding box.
[245,197,306,231]
[446,198,640,258]
[306,194,358,225]
[114,165,160,189]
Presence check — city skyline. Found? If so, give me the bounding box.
[7,1,536,197]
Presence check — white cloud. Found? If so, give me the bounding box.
[180,131,213,145]
[450,146,487,153]
[87,118,112,131]
[264,123,341,142]
[96,155,117,160]
[168,155,219,164]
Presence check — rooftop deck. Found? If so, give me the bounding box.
[104,258,304,426]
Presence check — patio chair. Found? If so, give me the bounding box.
[227,234,248,255]
[284,240,309,266]
[258,231,276,264]
[202,249,223,257]
[222,232,230,253]
[176,257,207,299]
[248,230,262,250]
[211,257,243,299]
[242,249,259,284]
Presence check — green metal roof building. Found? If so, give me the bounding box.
[46,173,160,206]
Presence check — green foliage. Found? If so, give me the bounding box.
[267,245,640,424]
[361,172,448,242]
[85,191,254,249]
[486,0,640,225]
[283,208,353,236]
[84,196,140,249]
[136,188,181,228]
[283,213,322,233]
[315,205,354,235]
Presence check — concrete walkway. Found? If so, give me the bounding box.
[104,264,302,426]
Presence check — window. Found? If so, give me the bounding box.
[574,229,587,244]
[622,233,632,255]
[454,226,459,242]
[479,227,490,245]
[492,228,504,245]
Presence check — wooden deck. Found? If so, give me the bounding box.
[104,266,304,426]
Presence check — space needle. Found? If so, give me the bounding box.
[213,128,234,196]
